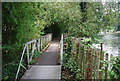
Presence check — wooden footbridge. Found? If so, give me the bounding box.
[15,34,63,81]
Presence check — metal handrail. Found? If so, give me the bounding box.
[60,34,63,65]
[15,34,52,81]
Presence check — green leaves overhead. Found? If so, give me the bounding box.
[2,2,118,80]
[3,2,118,43]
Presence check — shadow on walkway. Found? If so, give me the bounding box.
[21,39,61,80]
[36,39,60,65]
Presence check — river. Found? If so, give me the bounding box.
[102,32,119,57]
[92,32,120,59]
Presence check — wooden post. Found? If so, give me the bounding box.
[96,51,100,79]
[105,53,108,79]
[110,54,113,61]
[78,42,82,74]
[97,51,100,79]
[94,51,97,79]
[100,43,103,52]
[99,43,104,79]
[99,52,104,79]
[64,43,68,52]
[78,42,84,78]
[85,46,89,79]
[81,45,84,78]
[76,42,79,67]
[92,49,95,79]
[72,38,75,61]
[86,48,92,79]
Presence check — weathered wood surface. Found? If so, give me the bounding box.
[64,37,111,79]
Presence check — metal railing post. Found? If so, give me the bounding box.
[15,34,52,80]
[41,37,43,50]
[60,34,63,65]
[29,40,36,62]
[38,38,40,52]
[15,45,27,81]
[27,45,29,65]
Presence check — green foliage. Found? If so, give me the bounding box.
[2,2,118,81]
[63,37,89,79]
[2,63,24,81]
[108,57,120,79]
[67,2,118,38]
[29,59,36,65]
[29,51,42,65]
[34,51,42,58]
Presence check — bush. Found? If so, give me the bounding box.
[108,56,120,79]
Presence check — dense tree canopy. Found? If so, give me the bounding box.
[2,2,118,44]
[2,2,119,80]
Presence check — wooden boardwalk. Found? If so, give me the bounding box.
[21,40,61,80]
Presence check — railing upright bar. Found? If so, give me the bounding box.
[26,45,29,65]
[15,45,27,81]
[45,36,47,46]
[38,38,40,52]
[43,37,44,47]
[29,40,36,62]
[47,35,49,43]
[44,36,46,46]
[42,37,43,48]
[49,35,51,42]
[60,34,63,65]
[41,37,42,50]
[20,64,27,70]
[43,37,45,48]
[15,34,52,81]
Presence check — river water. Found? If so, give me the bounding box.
[92,32,120,59]
[102,33,119,57]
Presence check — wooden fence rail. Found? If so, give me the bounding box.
[64,37,112,79]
